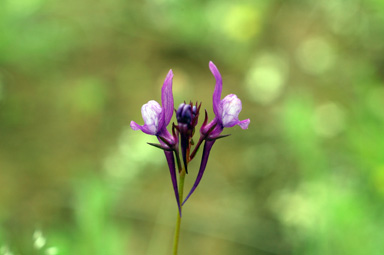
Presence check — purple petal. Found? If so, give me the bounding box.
[182,140,216,205]
[202,117,224,139]
[159,69,174,131]
[223,118,250,129]
[130,120,157,135]
[163,150,181,216]
[209,61,223,117]
[237,118,250,129]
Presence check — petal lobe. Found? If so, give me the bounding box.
[209,61,223,117]
[160,69,174,130]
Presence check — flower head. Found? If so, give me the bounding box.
[221,94,249,128]
[130,70,175,139]
[203,62,250,135]
[183,61,250,204]
[130,70,181,215]
[133,100,162,135]
[129,62,250,213]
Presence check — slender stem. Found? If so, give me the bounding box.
[172,168,186,255]
[175,149,183,173]
[190,137,204,160]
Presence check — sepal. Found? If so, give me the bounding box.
[157,135,174,149]
[147,143,173,151]
[182,140,216,205]
[164,151,182,216]
[208,134,231,141]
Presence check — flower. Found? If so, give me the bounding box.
[183,61,250,204]
[130,70,175,140]
[130,70,181,215]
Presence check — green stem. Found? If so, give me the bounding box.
[172,169,186,255]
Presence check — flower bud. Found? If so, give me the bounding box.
[175,102,201,173]
[176,103,193,125]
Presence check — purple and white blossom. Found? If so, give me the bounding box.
[132,100,162,135]
[221,94,250,129]
[130,69,175,141]
[130,62,250,214]
[183,61,250,204]
[130,70,181,215]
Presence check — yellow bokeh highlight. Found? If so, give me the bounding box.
[223,4,260,41]
[207,3,261,42]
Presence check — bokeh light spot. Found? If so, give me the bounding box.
[33,230,46,250]
[0,246,14,255]
[312,102,346,138]
[207,3,260,42]
[104,128,163,182]
[45,247,59,255]
[5,0,44,15]
[270,185,324,230]
[245,53,288,105]
[322,0,362,35]
[223,5,260,41]
[296,37,336,75]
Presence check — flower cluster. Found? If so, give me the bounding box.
[130,62,250,215]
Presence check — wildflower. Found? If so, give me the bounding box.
[183,61,250,204]
[130,70,175,139]
[130,70,181,214]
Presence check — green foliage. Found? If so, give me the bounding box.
[1,0,384,254]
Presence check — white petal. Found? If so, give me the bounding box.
[141,100,162,133]
[220,94,242,127]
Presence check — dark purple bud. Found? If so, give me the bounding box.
[176,103,192,124]
[175,102,201,173]
[192,105,197,115]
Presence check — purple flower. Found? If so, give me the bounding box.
[130,70,181,215]
[130,70,175,140]
[183,61,250,205]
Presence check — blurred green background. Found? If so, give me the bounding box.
[1,0,384,254]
